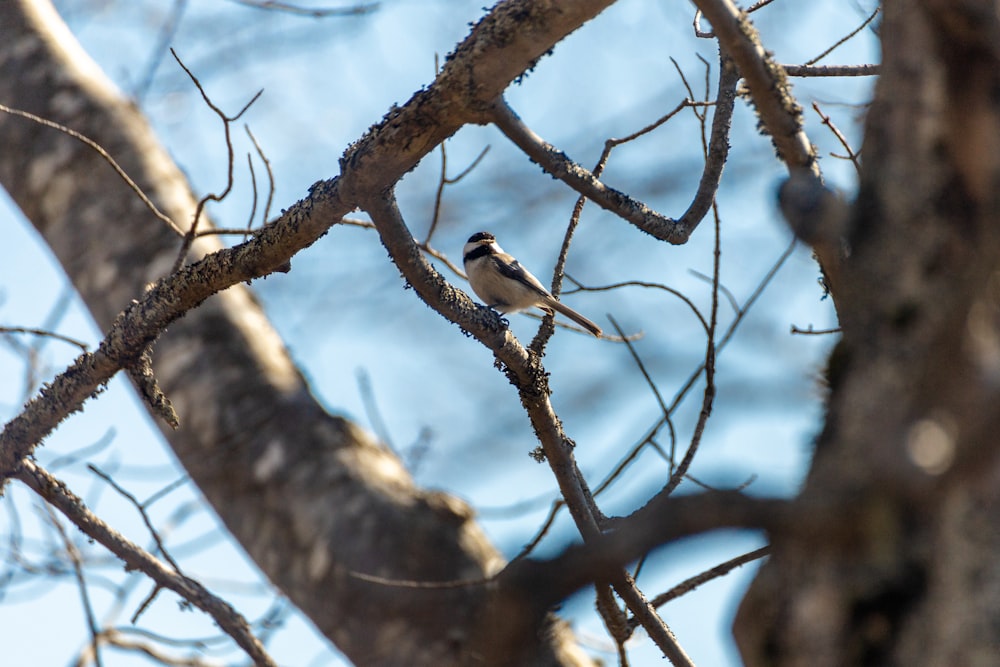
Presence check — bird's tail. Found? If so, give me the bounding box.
[546,298,603,338]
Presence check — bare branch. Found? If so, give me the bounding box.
[690,0,818,174]
[791,324,842,335]
[86,464,184,573]
[661,203,720,495]
[245,126,276,229]
[812,102,862,174]
[168,49,264,273]
[0,326,89,351]
[783,63,879,77]
[639,546,770,620]
[134,0,189,102]
[16,461,278,667]
[489,97,686,243]
[45,505,104,667]
[501,492,789,617]
[355,368,397,454]
[0,103,183,236]
[229,0,379,17]
[424,140,490,245]
[608,315,671,421]
[491,47,737,247]
[805,6,881,66]
[361,191,695,665]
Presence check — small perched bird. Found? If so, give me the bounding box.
[463,231,602,337]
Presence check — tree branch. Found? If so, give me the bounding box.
[16,460,278,667]
[499,492,788,619]
[690,0,818,174]
[489,47,739,246]
[489,97,685,242]
[361,187,696,666]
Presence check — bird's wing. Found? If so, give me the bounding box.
[491,253,551,298]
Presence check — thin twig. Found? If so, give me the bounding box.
[245,153,260,232]
[87,464,184,572]
[17,461,278,667]
[659,202,721,496]
[511,500,564,561]
[134,0,190,102]
[489,97,686,243]
[812,102,862,174]
[356,368,397,454]
[45,505,104,667]
[669,239,796,416]
[0,326,89,351]
[143,476,191,508]
[608,315,670,421]
[791,324,842,335]
[529,150,599,354]
[229,0,379,17]
[805,6,881,66]
[689,269,739,314]
[593,420,676,497]
[0,104,183,236]
[245,126,276,229]
[168,49,263,273]
[424,143,490,244]
[783,64,879,77]
[574,280,709,334]
[634,546,770,625]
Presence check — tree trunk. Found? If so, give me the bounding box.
[735,1,1000,664]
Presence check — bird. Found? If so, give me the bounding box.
[462,231,602,337]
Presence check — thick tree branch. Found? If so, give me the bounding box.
[504,492,788,611]
[477,492,786,665]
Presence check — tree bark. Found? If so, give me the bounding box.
[735,1,1000,664]
[0,1,595,664]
